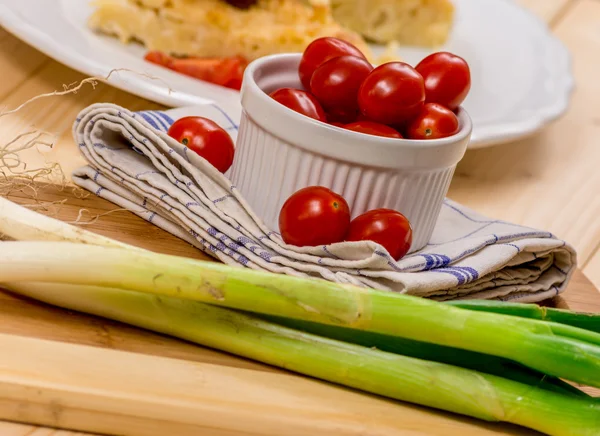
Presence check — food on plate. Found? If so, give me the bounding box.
[88,0,371,62]
[299,36,368,89]
[269,37,470,140]
[270,88,327,122]
[279,186,350,246]
[145,51,247,90]
[406,103,459,140]
[358,62,425,126]
[342,121,403,138]
[330,0,455,47]
[415,52,471,111]
[88,0,458,88]
[167,116,235,173]
[346,209,413,260]
[309,55,373,115]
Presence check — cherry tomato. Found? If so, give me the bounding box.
[169,56,247,90]
[270,88,327,122]
[355,112,374,122]
[405,103,460,140]
[167,116,235,173]
[415,52,471,111]
[358,62,425,126]
[343,121,403,138]
[145,52,247,90]
[310,55,373,114]
[329,121,346,128]
[144,51,174,67]
[346,209,413,261]
[299,37,367,90]
[326,108,359,124]
[279,186,350,247]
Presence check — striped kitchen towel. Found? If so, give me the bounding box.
[71,102,577,303]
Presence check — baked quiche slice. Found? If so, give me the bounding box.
[331,0,454,47]
[88,0,372,61]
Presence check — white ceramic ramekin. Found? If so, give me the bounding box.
[229,53,473,252]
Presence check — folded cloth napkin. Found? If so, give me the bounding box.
[71,102,576,303]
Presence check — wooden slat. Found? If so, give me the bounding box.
[516,0,574,23]
[552,270,600,313]
[0,288,274,374]
[583,252,600,293]
[0,333,545,436]
[0,421,88,436]
[0,29,48,101]
[0,59,164,186]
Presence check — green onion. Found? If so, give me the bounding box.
[4,281,599,436]
[0,196,132,249]
[448,300,600,333]
[1,197,598,435]
[265,314,590,399]
[1,240,600,390]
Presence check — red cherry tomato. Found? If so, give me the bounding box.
[358,62,425,126]
[326,108,359,124]
[355,112,374,122]
[346,209,413,261]
[329,121,346,127]
[310,55,373,114]
[144,51,174,67]
[343,121,403,138]
[167,116,235,173]
[279,186,350,247]
[270,88,327,122]
[415,52,471,111]
[145,52,247,90]
[405,103,460,140]
[299,37,367,90]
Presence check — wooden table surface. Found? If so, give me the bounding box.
[1,0,600,434]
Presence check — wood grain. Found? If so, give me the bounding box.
[584,252,600,295]
[515,0,574,23]
[0,60,163,187]
[0,29,48,101]
[0,333,547,436]
[0,421,88,436]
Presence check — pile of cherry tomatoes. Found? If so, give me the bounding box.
[270,37,471,140]
[279,186,413,261]
[162,37,471,258]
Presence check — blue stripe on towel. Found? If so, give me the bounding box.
[137,111,160,130]
[155,111,175,127]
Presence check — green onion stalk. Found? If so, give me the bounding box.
[264,314,589,399]
[447,300,600,334]
[2,241,600,390]
[1,197,599,435]
[4,281,599,435]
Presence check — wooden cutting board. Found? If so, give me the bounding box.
[0,183,599,436]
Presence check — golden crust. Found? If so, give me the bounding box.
[331,0,454,47]
[88,0,372,60]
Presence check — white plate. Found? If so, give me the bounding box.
[0,0,573,148]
